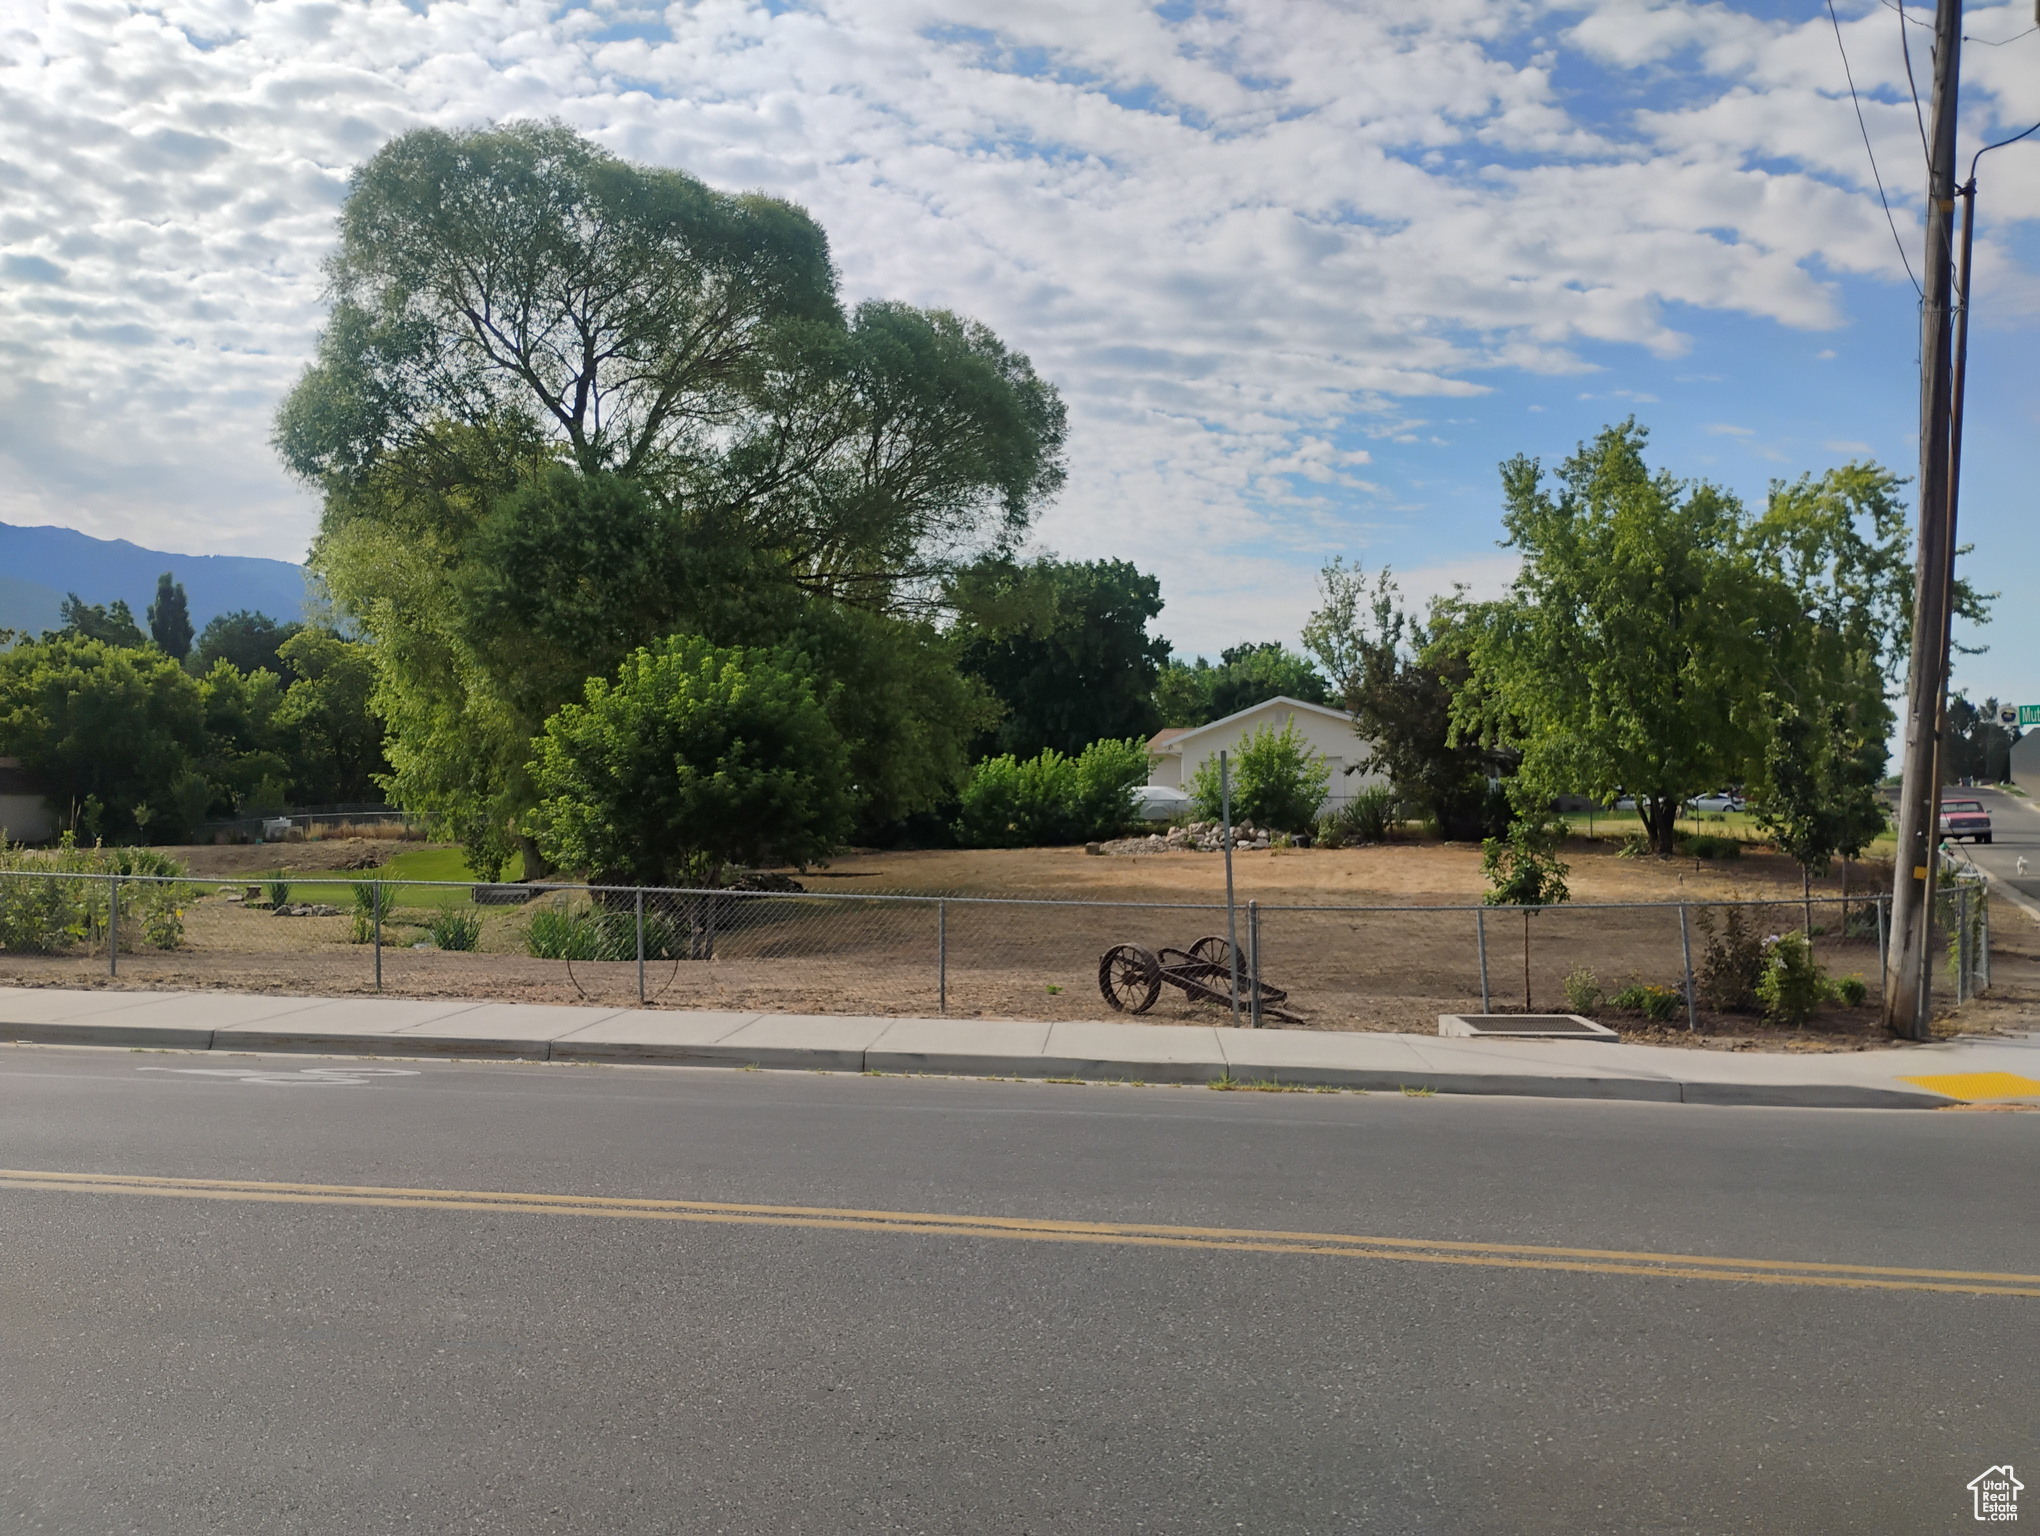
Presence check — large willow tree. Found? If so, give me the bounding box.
[277,122,1067,875]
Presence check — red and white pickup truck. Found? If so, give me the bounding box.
[1938,798,1993,844]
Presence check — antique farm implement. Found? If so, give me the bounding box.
[1096,935,1301,1024]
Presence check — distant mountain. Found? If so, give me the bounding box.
[0,522,309,639]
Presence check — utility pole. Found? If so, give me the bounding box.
[1883,0,1963,1041]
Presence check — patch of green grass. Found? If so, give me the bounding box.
[275,845,533,912]
[1399,1084,1436,1098]
[380,846,527,884]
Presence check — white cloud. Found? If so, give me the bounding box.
[0,0,2034,647]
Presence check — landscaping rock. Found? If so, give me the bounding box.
[723,870,807,893]
[1101,821,1284,855]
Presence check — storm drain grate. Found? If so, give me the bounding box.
[1438,1013,1621,1040]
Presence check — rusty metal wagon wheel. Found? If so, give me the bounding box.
[1098,944,1163,1014]
[1187,934,1233,967]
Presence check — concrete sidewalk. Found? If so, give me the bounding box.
[3,986,2037,1109]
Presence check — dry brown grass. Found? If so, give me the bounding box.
[3,833,1993,1053]
[791,835,1890,909]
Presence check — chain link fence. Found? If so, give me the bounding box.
[0,866,1992,1028]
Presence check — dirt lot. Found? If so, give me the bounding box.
[156,830,1885,904]
[798,836,1892,907]
[0,834,1987,1051]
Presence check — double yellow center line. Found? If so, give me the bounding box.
[4,1168,2034,1297]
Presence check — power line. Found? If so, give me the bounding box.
[1970,118,2040,179]
[1898,0,1933,166]
[1827,0,1924,295]
[1966,25,2040,46]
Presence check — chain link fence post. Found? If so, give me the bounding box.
[1221,750,1240,1025]
[636,887,645,1005]
[1957,885,1967,1003]
[373,878,382,992]
[1679,902,1696,1032]
[1248,899,1262,1029]
[1915,878,1937,1036]
[937,899,947,1014]
[108,873,118,977]
[1476,906,1489,1013]
[1979,884,1991,993]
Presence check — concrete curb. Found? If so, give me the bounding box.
[2,1016,1962,1109]
[1677,1081,1946,1109]
[215,1030,554,1060]
[6,1021,218,1052]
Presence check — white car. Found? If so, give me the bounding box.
[1133,784,1192,822]
[1686,791,1744,814]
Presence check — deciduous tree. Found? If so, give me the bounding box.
[274,629,390,805]
[0,637,208,840]
[527,636,852,887]
[281,124,1065,872]
[56,595,146,650]
[1303,561,1505,840]
[191,610,303,679]
[1154,643,1332,728]
[948,556,1168,757]
[1456,422,1769,856]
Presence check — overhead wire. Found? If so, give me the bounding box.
[1887,1,2040,47]
[1965,25,2039,46]
[1896,0,1933,166]
[1970,118,2040,179]
[1826,0,1924,295]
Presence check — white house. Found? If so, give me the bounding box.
[1145,697,1384,816]
[0,757,55,844]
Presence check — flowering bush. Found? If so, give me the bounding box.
[1756,933,1830,1027]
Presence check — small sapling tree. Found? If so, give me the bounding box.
[1480,820,1571,1010]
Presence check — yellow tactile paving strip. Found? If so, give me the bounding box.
[1900,1072,2040,1102]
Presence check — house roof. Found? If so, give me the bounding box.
[1147,695,1355,752]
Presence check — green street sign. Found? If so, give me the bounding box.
[2021,705,2040,727]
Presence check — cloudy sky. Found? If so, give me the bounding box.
[2,0,2036,696]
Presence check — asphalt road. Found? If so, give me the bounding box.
[1,1047,2035,1535]
[1965,786,2040,918]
